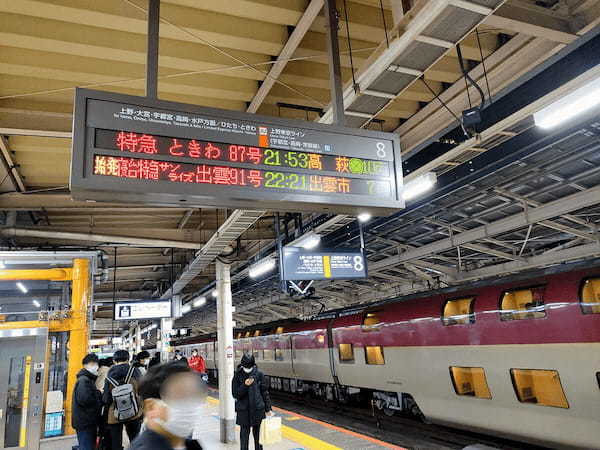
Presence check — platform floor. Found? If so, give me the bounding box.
[202,392,403,450]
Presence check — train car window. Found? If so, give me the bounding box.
[263,349,274,361]
[580,277,600,314]
[443,297,475,325]
[252,347,260,359]
[275,348,284,361]
[254,330,261,337]
[339,344,354,362]
[449,367,492,399]
[276,326,284,334]
[245,331,251,338]
[510,369,569,408]
[235,349,243,359]
[236,332,242,339]
[365,346,385,365]
[362,312,381,332]
[500,286,546,321]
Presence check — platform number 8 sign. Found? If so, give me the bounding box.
[353,255,364,272]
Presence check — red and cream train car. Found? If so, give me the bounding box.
[175,266,600,449]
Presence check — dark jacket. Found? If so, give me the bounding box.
[72,369,103,431]
[232,366,272,426]
[129,429,203,450]
[102,363,143,425]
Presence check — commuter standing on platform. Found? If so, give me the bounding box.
[173,349,188,365]
[188,349,206,377]
[232,353,273,450]
[96,357,113,392]
[103,350,143,450]
[129,362,206,450]
[134,351,151,376]
[96,357,114,450]
[72,353,103,450]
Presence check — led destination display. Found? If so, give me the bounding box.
[71,89,404,214]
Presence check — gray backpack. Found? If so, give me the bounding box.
[107,365,140,422]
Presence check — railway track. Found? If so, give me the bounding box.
[268,390,550,450]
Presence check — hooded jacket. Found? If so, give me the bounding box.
[72,368,103,431]
[231,354,272,426]
[102,362,143,424]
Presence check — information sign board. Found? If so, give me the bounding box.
[113,300,172,321]
[71,89,404,214]
[281,247,367,280]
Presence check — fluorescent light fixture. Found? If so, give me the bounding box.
[249,257,276,278]
[294,231,321,249]
[402,172,437,201]
[534,75,600,129]
[211,290,218,298]
[193,296,207,308]
[16,282,28,293]
[32,299,40,308]
[181,303,192,314]
[357,212,372,223]
[0,261,5,269]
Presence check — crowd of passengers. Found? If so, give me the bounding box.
[72,348,272,450]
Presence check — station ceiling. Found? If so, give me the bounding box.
[0,0,599,337]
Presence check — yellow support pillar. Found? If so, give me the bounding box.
[64,258,90,435]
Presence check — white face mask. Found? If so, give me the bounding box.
[86,364,99,375]
[154,400,203,438]
[242,367,253,374]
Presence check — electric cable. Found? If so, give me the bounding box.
[122,0,326,108]
[456,43,486,109]
[342,0,358,91]
[379,0,390,48]
[476,28,493,104]
[420,78,469,138]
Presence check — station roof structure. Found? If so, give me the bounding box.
[0,0,599,337]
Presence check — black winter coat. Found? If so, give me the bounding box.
[231,366,271,426]
[72,369,103,431]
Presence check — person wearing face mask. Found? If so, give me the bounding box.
[72,353,104,450]
[134,351,151,376]
[129,362,206,450]
[232,353,273,450]
[188,349,206,378]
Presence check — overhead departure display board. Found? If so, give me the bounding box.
[281,247,367,280]
[113,300,172,321]
[71,89,404,214]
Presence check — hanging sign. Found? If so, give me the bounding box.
[281,247,367,281]
[113,300,172,321]
[71,89,404,214]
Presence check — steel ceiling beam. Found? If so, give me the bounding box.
[369,184,600,271]
[246,0,323,113]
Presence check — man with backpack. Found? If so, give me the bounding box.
[103,350,143,450]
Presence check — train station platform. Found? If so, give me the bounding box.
[202,391,403,450]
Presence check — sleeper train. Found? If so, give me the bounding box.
[174,265,600,449]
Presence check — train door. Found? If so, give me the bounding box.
[0,329,47,450]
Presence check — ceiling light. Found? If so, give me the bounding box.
[16,282,28,294]
[402,172,437,201]
[32,299,40,308]
[0,261,5,269]
[249,257,276,278]
[294,231,321,249]
[193,296,207,308]
[534,75,600,129]
[181,304,192,314]
[357,212,372,223]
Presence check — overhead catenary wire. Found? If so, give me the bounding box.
[475,28,493,104]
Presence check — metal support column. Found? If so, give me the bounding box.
[160,318,172,363]
[146,0,160,99]
[324,0,346,126]
[135,325,142,354]
[216,258,235,443]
